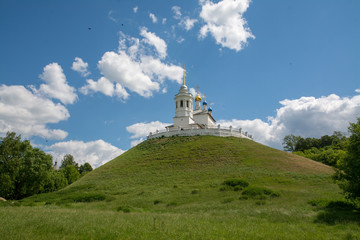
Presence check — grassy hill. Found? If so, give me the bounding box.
[1,136,359,239]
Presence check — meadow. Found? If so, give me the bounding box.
[1,136,359,239]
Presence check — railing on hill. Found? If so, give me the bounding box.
[147,125,253,140]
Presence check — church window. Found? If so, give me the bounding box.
[180,100,183,107]
[187,101,189,108]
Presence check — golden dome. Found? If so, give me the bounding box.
[195,93,201,101]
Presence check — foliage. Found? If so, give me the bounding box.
[222,178,249,188]
[61,154,78,169]
[61,165,80,184]
[241,186,280,199]
[283,132,348,167]
[79,162,93,175]
[334,118,360,202]
[60,154,93,182]
[0,132,56,199]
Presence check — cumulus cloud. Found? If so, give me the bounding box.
[126,121,171,146]
[140,27,167,59]
[181,17,198,31]
[83,29,183,99]
[199,0,255,51]
[133,6,138,13]
[0,85,69,140]
[38,63,77,104]
[71,57,90,77]
[79,77,129,100]
[98,51,160,98]
[149,13,157,23]
[356,89,360,93]
[218,93,360,149]
[47,140,125,168]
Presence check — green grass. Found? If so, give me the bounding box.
[1,136,359,239]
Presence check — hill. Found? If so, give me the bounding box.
[1,136,359,239]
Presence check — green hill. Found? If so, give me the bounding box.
[1,136,359,239]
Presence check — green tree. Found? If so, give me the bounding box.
[282,134,302,152]
[334,118,360,202]
[60,154,78,169]
[0,132,54,199]
[61,165,80,184]
[79,162,93,175]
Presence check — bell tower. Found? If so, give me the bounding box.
[173,65,195,128]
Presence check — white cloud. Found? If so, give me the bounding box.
[79,77,129,100]
[85,30,183,99]
[71,57,90,77]
[130,138,144,147]
[126,121,171,139]
[199,0,255,51]
[133,6,138,13]
[47,140,125,168]
[38,63,77,104]
[140,27,167,59]
[98,51,160,98]
[0,84,69,140]
[140,56,183,84]
[171,6,197,31]
[172,6,182,20]
[356,89,360,93]
[181,17,198,31]
[162,18,167,24]
[149,13,157,23]
[218,93,360,149]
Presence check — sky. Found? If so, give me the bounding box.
[0,0,359,168]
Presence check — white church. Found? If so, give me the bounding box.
[147,67,252,140]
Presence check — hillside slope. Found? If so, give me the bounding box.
[26,136,334,210]
[4,136,360,239]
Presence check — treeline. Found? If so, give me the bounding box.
[282,132,348,167]
[0,132,92,200]
[283,118,360,203]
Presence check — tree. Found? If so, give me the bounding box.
[60,154,78,169]
[61,165,80,184]
[0,132,54,199]
[334,118,360,202]
[79,162,93,175]
[282,134,302,152]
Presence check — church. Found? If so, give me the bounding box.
[147,67,252,140]
[166,68,216,131]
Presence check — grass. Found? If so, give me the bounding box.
[1,136,359,239]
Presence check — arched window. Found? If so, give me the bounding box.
[180,100,183,107]
[187,100,189,108]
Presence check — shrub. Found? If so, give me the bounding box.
[242,186,280,199]
[117,206,132,213]
[223,178,249,188]
[191,189,200,194]
[153,200,161,205]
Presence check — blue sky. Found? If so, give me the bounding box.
[1,0,359,168]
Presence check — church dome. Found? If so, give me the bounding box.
[203,100,207,105]
[195,93,201,102]
[208,106,212,112]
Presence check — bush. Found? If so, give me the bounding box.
[242,186,280,199]
[191,189,200,194]
[223,178,249,188]
[153,200,161,205]
[117,206,132,213]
